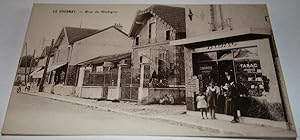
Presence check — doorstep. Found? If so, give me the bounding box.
[187,111,289,129]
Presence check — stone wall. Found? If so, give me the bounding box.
[139,88,185,105]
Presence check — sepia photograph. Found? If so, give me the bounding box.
[1,3,297,138]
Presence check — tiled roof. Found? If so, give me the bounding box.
[64,27,99,44]
[129,5,186,37]
[78,52,131,65]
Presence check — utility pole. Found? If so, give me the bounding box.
[28,49,36,83]
[38,39,54,92]
[24,42,28,85]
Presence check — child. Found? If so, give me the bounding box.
[196,92,208,119]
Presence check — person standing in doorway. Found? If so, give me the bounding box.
[206,81,219,119]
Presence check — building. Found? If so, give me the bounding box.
[129,5,186,87]
[171,5,292,128]
[43,25,132,96]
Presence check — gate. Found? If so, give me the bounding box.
[120,67,140,101]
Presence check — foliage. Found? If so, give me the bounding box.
[19,55,38,67]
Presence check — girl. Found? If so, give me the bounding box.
[206,81,219,119]
[196,92,208,119]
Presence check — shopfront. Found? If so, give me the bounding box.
[171,28,287,121]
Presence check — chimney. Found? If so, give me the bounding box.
[114,23,123,31]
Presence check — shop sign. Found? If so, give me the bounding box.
[199,66,213,70]
[239,63,258,69]
[207,42,237,50]
[195,42,238,52]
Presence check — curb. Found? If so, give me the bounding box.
[21,91,244,136]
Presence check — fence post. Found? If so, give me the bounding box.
[138,63,150,104]
[117,64,127,100]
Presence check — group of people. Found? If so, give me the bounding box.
[196,71,240,123]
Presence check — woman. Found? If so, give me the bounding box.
[206,82,219,119]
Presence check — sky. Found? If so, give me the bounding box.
[22,4,151,56]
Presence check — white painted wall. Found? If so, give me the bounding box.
[70,27,132,65]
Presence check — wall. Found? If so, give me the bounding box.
[185,5,270,38]
[79,86,106,99]
[131,14,185,86]
[132,16,176,47]
[70,27,132,65]
[138,88,185,104]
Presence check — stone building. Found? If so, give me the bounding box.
[129,5,186,87]
[171,4,294,129]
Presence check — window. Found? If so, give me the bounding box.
[135,37,139,45]
[139,56,143,63]
[57,50,60,62]
[149,22,155,42]
[166,30,171,40]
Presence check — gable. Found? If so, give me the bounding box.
[129,5,186,37]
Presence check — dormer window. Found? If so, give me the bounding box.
[166,30,171,40]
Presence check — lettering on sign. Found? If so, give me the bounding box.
[207,42,237,50]
[239,63,258,69]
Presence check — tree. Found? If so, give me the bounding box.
[19,55,37,67]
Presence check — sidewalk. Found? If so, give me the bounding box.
[22,90,296,138]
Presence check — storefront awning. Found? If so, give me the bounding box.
[29,67,43,76]
[32,69,45,78]
[170,28,271,47]
[47,63,67,72]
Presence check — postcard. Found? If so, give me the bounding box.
[1,4,297,138]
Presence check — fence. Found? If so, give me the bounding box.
[83,69,118,86]
[120,67,140,101]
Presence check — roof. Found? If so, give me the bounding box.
[78,25,129,41]
[54,26,128,47]
[54,27,99,47]
[170,28,271,47]
[78,52,131,65]
[129,5,186,37]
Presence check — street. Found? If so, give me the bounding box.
[2,90,220,136]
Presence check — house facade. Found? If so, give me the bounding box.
[42,25,132,96]
[171,5,292,128]
[129,5,186,87]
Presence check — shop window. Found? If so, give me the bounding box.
[217,50,232,60]
[193,52,217,63]
[233,47,258,59]
[235,59,263,97]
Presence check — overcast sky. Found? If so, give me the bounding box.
[23,4,151,56]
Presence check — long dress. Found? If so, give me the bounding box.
[206,86,217,108]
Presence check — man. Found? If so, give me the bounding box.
[227,82,240,123]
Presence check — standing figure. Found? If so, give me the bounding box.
[196,92,208,119]
[206,82,219,119]
[227,82,240,123]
